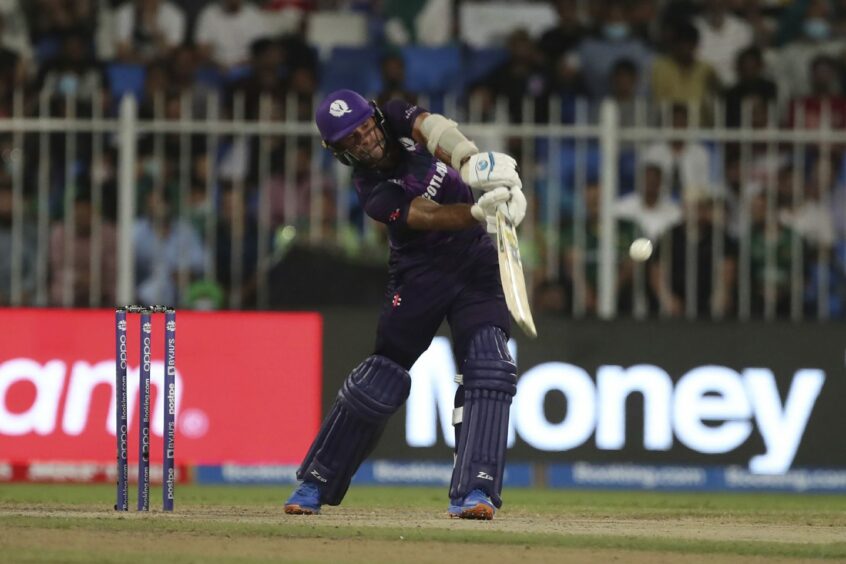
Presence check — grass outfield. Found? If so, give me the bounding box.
[1,484,845,563]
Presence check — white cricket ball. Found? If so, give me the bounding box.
[629,238,653,262]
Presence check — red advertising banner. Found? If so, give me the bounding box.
[0,309,321,466]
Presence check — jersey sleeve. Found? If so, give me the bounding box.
[382,99,428,139]
[363,180,412,226]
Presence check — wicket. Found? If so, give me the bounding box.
[115,305,176,512]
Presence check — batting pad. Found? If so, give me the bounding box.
[297,355,411,505]
[449,327,516,508]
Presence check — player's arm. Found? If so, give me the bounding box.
[411,113,520,190]
[406,188,511,232]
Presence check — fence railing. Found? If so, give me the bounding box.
[0,91,843,320]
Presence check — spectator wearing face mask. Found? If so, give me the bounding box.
[575,0,652,100]
[772,0,846,103]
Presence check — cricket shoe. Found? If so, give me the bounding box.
[448,489,495,520]
[284,481,322,515]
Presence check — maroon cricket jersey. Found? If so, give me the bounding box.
[352,100,495,276]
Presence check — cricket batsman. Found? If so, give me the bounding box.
[284,89,526,519]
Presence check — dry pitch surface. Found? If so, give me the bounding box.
[1,484,845,563]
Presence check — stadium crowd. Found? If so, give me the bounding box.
[0,0,844,319]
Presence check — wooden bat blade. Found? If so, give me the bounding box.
[496,209,537,339]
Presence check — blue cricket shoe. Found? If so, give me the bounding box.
[284,481,322,515]
[448,489,495,520]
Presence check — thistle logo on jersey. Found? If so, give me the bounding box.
[392,293,402,308]
[329,100,352,117]
[389,208,401,222]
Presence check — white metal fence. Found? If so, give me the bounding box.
[0,91,843,320]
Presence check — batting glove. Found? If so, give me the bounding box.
[471,187,510,233]
[461,152,522,192]
[507,186,527,227]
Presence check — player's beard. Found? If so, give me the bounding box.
[350,129,390,168]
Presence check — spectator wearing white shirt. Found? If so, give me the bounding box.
[195,0,271,70]
[641,104,713,201]
[694,0,753,87]
[114,0,186,64]
[615,161,682,241]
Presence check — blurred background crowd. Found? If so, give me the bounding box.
[0,0,845,321]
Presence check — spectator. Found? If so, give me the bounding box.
[772,0,846,103]
[723,46,777,128]
[376,51,417,107]
[788,55,846,130]
[559,182,637,316]
[225,37,285,120]
[614,160,682,241]
[538,0,586,69]
[114,0,186,64]
[642,104,713,201]
[216,180,260,306]
[649,188,737,318]
[781,157,836,249]
[49,184,117,307]
[0,176,36,305]
[577,0,652,100]
[195,0,271,70]
[134,186,205,307]
[651,20,719,108]
[694,0,753,87]
[468,28,547,123]
[607,58,640,127]
[746,189,794,317]
[36,29,108,102]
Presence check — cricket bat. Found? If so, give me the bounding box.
[496,207,537,339]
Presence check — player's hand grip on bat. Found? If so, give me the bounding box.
[471,187,510,233]
[460,152,522,192]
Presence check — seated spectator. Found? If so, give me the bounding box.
[225,37,285,120]
[134,187,205,307]
[114,0,186,65]
[375,51,417,107]
[788,55,846,130]
[195,0,271,70]
[642,103,713,201]
[26,0,98,47]
[559,182,637,316]
[606,58,640,127]
[615,160,682,241]
[538,0,586,69]
[0,176,36,305]
[648,188,737,318]
[746,189,794,318]
[36,28,107,102]
[780,157,836,249]
[576,0,652,100]
[468,28,547,123]
[216,180,260,307]
[651,20,719,109]
[49,183,117,307]
[694,0,753,87]
[772,0,846,104]
[723,46,777,128]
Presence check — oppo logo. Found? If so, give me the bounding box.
[406,338,825,474]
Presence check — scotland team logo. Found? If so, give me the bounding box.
[166,320,176,332]
[329,100,353,117]
[143,322,152,334]
[118,320,127,331]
